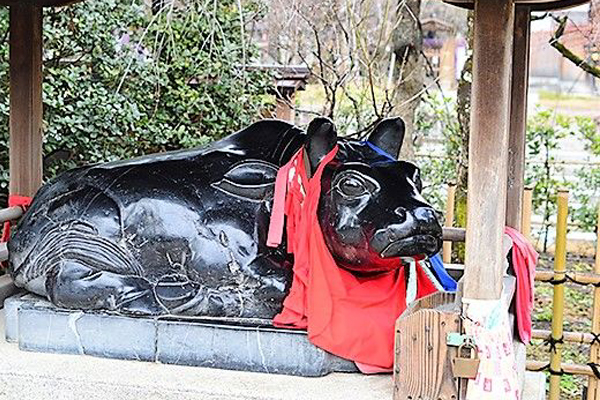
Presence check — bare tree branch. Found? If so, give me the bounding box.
[549,15,600,79]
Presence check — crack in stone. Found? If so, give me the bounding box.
[67,311,85,355]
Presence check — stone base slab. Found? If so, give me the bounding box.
[5,293,357,377]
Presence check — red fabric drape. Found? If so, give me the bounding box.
[268,147,438,371]
[504,227,538,344]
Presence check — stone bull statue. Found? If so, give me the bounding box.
[8,117,442,319]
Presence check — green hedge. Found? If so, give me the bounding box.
[0,0,272,203]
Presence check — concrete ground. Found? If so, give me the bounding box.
[0,309,392,400]
[523,371,547,400]
[0,307,547,400]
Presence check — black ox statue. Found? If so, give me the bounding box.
[9,117,442,319]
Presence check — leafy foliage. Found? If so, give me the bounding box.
[414,93,460,215]
[524,110,598,245]
[570,117,600,232]
[0,0,272,202]
[524,109,572,250]
[415,95,599,239]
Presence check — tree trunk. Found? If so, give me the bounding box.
[393,0,423,161]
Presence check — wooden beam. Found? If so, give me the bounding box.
[0,206,24,223]
[463,0,515,300]
[9,4,44,198]
[522,186,534,238]
[506,6,531,230]
[442,184,456,263]
[532,329,597,345]
[274,91,295,123]
[549,190,568,400]
[527,360,600,378]
[442,227,466,243]
[587,204,600,400]
[444,0,590,12]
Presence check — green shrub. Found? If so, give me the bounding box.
[0,0,272,203]
[415,94,599,238]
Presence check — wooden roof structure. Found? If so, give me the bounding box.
[446,0,590,10]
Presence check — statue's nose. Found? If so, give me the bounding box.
[413,207,442,235]
[413,207,438,223]
[394,206,439,229]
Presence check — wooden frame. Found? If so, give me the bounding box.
[0,0,593,397]
[463,0,515,300]
[396,0,588,397]
[9,4,43,198]
[506,6,531,231]
[445,0,590,11]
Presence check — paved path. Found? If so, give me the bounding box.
[0,309,393,400]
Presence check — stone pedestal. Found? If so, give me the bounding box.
[5,293,357,377]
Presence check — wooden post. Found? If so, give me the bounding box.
[522,187,534,239]
[588,203,600,400]
[275,89,295,123]
[9,4,44,198]
[549,190,568,400]
[443,184,456,264]
[464,0,515,300]
[506,6,531,230]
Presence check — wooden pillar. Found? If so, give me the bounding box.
[464,0,515,300]
[506,6,531,231]
[9,4,44,198]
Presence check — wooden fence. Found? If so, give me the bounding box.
[444,185,600,400]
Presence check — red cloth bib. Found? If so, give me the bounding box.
[267,147,438,371]
[1,195,32,243]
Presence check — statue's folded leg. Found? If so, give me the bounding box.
[45,261,167,316]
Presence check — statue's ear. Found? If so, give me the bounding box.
[305,117,337,174]
[367,117,405,159]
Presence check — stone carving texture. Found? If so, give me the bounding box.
[9,117,442,319]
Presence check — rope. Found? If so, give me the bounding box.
[543,335,564,354]
[528,363,551,372]
[528,361,600,379]
[589,363,600,379]
[540,276,567,285]
[565,274,600,288]
[537,274,600,287]
[528,363,565,376]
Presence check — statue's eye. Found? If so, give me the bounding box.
[338,176,368,197]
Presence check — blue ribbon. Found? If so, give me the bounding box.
[429,253,457,292]
[362,141,396,161]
